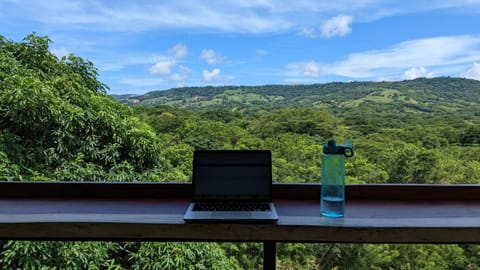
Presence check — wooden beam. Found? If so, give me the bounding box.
[1,182,479,200]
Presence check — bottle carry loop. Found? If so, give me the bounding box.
[343,147,353,157]
[323,140,354,158]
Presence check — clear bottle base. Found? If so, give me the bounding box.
[321,211,344,218]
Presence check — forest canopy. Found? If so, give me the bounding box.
[0,34,165,181]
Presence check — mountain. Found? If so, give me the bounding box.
[110,94,139,102]
[118,77,480,116]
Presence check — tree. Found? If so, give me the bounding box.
[0,241,117,269]
[0,34,165,179]
[129,242,241,270]
[249,108,342,139]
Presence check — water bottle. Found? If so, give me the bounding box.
[321,139,353,218]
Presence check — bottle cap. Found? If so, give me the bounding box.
[323,140,354,157]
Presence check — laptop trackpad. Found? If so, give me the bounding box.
[211,212,252,218]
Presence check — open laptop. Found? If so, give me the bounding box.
[184,150,278,222]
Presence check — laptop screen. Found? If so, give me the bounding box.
[193,150,272,201]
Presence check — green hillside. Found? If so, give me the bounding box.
[118,77,480,116]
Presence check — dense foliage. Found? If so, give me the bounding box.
[1,34,480,269]
[0,34,168,182]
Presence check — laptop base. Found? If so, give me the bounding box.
[184,202,278,222]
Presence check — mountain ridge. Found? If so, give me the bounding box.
[114,77,480,116]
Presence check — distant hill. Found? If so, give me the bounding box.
[117,77,480,116]
[111,94,139,102]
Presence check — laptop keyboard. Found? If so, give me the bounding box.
[193,202,271,212]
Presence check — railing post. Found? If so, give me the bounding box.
[263,241,276,270]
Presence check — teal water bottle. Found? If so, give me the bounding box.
[321,139,353,218]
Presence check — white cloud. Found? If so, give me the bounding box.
[4,1,480,34]
[299,14,353,39]
[179,65,192,73]
[50,47,70,58]
[403,66,435,80]
[321,15,353,38]
[170,73,186,82]
[4,0,291,33]
[302,61,322,77]
[463,62,480,80]
[202,68,222,82]
[148,59,177,75]
[299,26,318,38]
[327,35,480,78]
[286,61,322,77]
[96,54,163,71]
[171,65,192,82]
[96,43,187,72]
[170,43,188,59]
[200,49,224,64]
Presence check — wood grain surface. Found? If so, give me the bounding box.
[1,195,480,243]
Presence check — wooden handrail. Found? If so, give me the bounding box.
[0,181,479,200]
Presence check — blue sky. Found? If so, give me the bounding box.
[2,0,480,95]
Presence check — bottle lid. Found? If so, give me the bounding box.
[323,139,354,157]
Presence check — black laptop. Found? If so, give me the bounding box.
[184,150,279,222]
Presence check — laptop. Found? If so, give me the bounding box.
[184,150,279,222]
